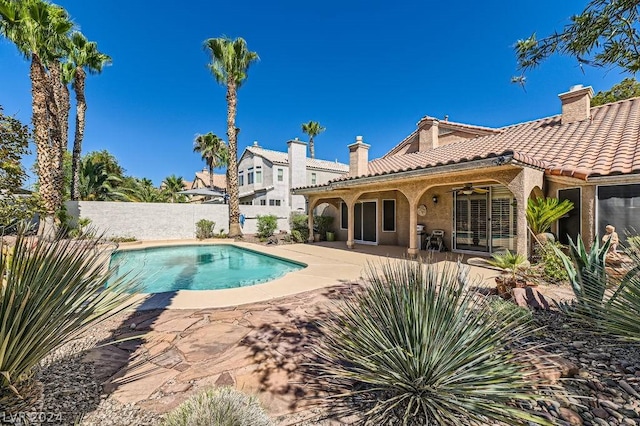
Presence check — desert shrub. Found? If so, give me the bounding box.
[0,224,137,413]
[313,259,554,425]
[256,214,277,239]
[195,219,216,240]
[69,217,94,239]
[215,229,227,238]
[109,235,137,243]
[533,241,568,283]
[487,250,527,281]
[290,229,305,243]
[485,295,533,325]
[162,386,272,426]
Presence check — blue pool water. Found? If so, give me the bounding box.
[110,245,305,293]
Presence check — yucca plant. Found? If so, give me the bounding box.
[162,387,272,426]
[0,224,137,413]
[312,260,555,425]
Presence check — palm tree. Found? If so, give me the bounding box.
[0,0,73,235]
[67,31,111,201]
[78,159,123,201]
[162,174,186,203]
[203,36,258,237]
[120,178,167,203]
[193,132,228,189]
[301,120,325,159]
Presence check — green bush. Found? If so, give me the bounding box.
[533,241,568,283]
[313,215,334,238]
[290,229,305,243]
[487,250,527,281]
[0,224,137,413]
[109,235,137,243]
[256,214,277,239]
[162,386,272,426]
[196,219,216,240]
[312,259,554,425]
[289,211,309,242]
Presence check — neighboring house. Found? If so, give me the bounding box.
[237,139,348,209]
[293,85,640,257]
[189,169,227,192]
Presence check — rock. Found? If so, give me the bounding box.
[215,371,235,387]
[592,407,610,419]
[512,287,550,309]
[559,407,583,425]
[619,380,640,399]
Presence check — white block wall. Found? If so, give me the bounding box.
[65,201,292,240]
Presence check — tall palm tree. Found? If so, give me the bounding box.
[203,36,258,237]
[0,0,73,235]
[66,31,111,201]
[193,132,228,189]
[301,121,325,159]
[162,174,186,203]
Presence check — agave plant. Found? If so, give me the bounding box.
[552,235,610,314]
[313,259,555,425]
[0,224,137,413]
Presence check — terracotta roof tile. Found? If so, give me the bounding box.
[297,96,640,190]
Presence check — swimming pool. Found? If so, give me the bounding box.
[110,244,305,293]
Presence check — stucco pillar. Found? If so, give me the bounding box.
[347,200,355,249]
[407,199,419,257]
[307,196,318,243]
[514,191,528,255]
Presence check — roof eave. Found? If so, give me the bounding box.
[292,154,515,195]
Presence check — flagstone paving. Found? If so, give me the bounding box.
[85,284,351,417]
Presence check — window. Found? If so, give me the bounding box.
[340,202,348,230]
[597,184,640,245]
[269,199,281,206]
[382,199,396,232]
[311,172,317,185]
[277,168,283,182]
[248,172,254,184]
[239,172,244,186]
[255,170,262,184]
[258,199,266,206]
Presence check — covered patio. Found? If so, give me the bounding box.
[295,152,545,258]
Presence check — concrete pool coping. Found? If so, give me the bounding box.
[119,240,501,310]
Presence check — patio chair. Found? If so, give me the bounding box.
[424,229,446,252]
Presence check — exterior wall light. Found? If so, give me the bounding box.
[432,195,438,204]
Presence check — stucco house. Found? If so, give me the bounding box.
[293,85,640,257]
[237,139,349,209]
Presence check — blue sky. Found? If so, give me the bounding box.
[0,0,630,187]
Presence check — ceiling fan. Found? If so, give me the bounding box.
[452,183,489,196]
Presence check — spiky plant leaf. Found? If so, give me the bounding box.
[0,223,138,413]
[312,259,556,426]
[526,197,574,236]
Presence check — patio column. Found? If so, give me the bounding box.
[514,191,528,255]
[347,200,355,249]
[307,196,318,243]
[407,199,419,257]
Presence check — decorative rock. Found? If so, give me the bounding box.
[559,407,583,425]
[592,407,610,419]
[620,380,640,399]
[215,371,235,387]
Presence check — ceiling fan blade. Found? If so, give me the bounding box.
[474,188,489,194]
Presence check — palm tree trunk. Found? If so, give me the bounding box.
[309,136,315,159]
[71,68,86,201]
[226,79,241,237]
[49,60,68,200]
[31,55,56,237]
[209,165,214,189]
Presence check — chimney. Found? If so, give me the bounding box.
[348,136,370,177]
[418,117,439,151]
[559,84,594,124]
[287,139,307,210]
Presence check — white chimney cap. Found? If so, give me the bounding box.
[569,84,584,92]
[253,141,258,146]
[355,135,363,143]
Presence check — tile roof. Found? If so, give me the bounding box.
[297,97,640,190]
[193,172,227,189]
[245,146,349,173]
